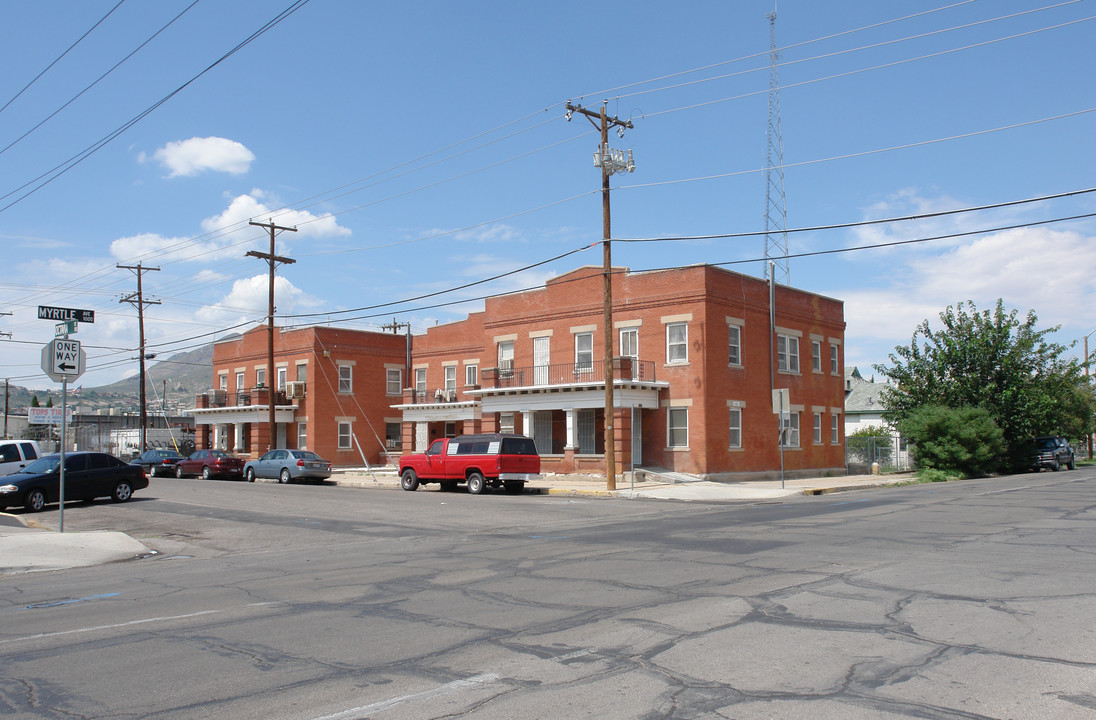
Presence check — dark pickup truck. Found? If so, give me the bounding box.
[399,433,540,494]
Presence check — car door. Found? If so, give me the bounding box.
[267,450,288,478]
[63,454,92,501]
[86,453,115,497]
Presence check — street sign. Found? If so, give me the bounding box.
[41,338,86,383]
[38,305,95,323]
[55,320,78,337]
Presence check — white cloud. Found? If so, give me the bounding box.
[195,275,322,327]
[202,192,351,240]
[148,137,255,177]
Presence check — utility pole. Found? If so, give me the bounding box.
[763,8,790,284]
[566,102,635,491]
[248,219,297,452]
[382,318,413,387]
[118,262,161,453]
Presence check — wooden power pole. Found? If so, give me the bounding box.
[118,263,161,452]
[248,219,297,452]
[565,102,634,491]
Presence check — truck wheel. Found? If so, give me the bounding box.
[400,469,419,491]
[1051,461,1060,471]
[504,481,524,494]
[1067,456,1076,470]
[467,472,485,495]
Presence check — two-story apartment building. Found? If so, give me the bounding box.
[394,264,846,481]
[189,325,407,466]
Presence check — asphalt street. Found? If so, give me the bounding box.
[1,468,1094,719]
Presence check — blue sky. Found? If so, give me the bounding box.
[1,0,1094,390]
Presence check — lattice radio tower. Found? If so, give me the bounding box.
[763,8,790,285]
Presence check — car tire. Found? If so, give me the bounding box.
[1051,461,1060,471]
[176,465,185,478]
[400,469,419,491]
[148,465,157,478]
[1067,456,1076,470]
[279,469,291,484]
[24,488,46,513]
[245,467,256,483]
[111,481,133,503]
[202,466,212,480]
[467,472,485,495]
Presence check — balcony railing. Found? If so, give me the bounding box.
[196,386,289,409]
[481,357,655,389]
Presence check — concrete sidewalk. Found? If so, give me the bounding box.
[0,471,912,574]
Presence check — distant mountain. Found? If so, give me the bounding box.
[2,341,227,417]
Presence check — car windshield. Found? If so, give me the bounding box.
[1036,438,1059,450]
[19,455,61,474]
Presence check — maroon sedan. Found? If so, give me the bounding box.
[175,450,245,480]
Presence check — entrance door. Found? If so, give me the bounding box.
[533,336,549,385]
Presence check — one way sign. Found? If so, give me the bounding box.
[41,338,86,382]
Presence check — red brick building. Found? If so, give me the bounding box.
[189,325,407,467]
[395,265,846,481]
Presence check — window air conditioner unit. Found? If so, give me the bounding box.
[211,389,227,404]
[286,381,306,398]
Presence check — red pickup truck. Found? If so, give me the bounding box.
[399,433,541,494]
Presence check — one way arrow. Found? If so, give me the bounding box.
[58,362,76,371]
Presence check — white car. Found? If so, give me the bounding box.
[0,440,42,477]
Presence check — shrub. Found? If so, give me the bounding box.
[899,405,1005,477]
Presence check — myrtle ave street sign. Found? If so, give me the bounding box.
[38,305,95,323]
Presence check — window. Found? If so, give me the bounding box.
[814,412,823,444]
[387,368,402,395]
[500,412,515,434]
[465,364,478,386]
[415,368,427,393]
[219,374,228,390]
[256,368,266,387]
[444,365,456,392]
[575,332,593,372]
[620,327,638,359]
[277,367,287,391]
[577,408,596,454]
[831,415,840,444]
[385,423,401,450]
[297,422,307,451]
[338,365,352,393]
[498,340,514,370]
[296,363,307,383]
[236,372,245,391]
[811,340,822,373]
[777,334,799,373]
[728,325,741,366]
[831,343,840,375]
[338,421,352,449]
[729,407,742,449]
[668,407,688,447]
[780,412,800,448]
[667,322,688,363]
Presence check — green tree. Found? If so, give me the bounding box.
[898,405,1005,476]
[846,425,895,466]
[875,300,1090,470]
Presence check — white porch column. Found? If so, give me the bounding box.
[522,411,533,438]
[565,408,577,450]
[213,424,224,450]
[234,423,245,453]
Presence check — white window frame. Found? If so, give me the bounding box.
[780,412,800,448]
[668,407,689,447]
[465,364,478,386]
[297,422,307,451]
[575,332,594,372]
[728,325,742,367]
[831,343,840,375]
[620,327,638,359]
[219,373,228,391]
[277,367,287,391]
[338,364,352,393]
[296,363,307,383]
[729,407,742,449]
[498,340,514,369]
[813,412,823,444]
[387,368,402,396]
[831,414,840,444]
[415,368,427,393]
[777,334,799,373]
[811,340,822,373]
[444,365,456,392]
[338,421,352,449]
[667,322,688,364]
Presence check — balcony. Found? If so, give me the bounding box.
[195,386,289,408]
[480,357,655,389]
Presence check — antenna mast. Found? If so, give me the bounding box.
[763,7,790,284]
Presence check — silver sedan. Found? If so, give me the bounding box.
[243,449,332,484]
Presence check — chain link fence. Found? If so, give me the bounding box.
[846,434,910,474]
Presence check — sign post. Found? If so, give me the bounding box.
[40,336,87,533]
[772,388,789,489]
